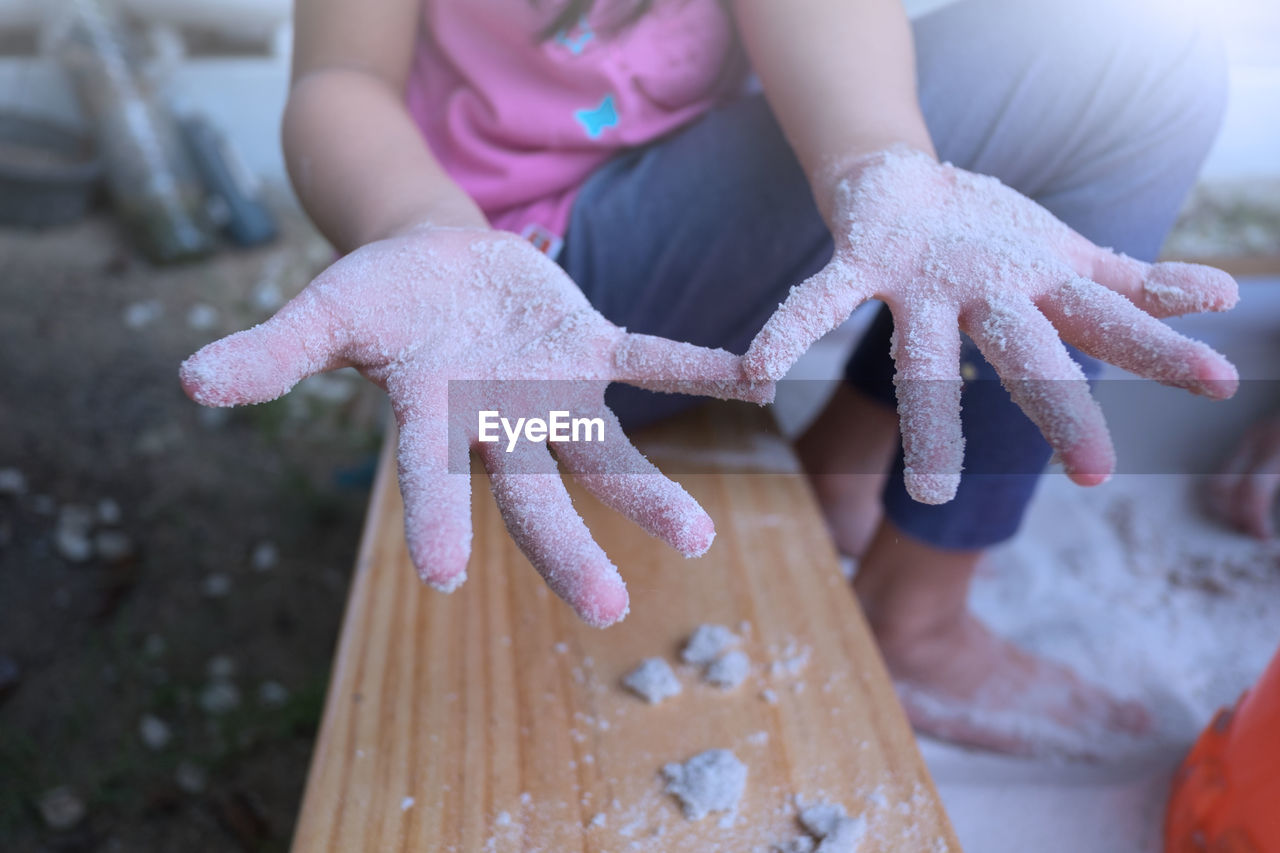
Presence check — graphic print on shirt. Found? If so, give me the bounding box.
[554,16,595,54]
[408,0,741,239]
[575,94,619,139]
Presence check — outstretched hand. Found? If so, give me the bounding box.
[745,146,1239,504]
[181,226,771,627]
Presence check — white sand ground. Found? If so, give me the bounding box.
[932,469,1280,852]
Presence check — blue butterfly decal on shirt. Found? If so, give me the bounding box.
[554,16,594,54]
[575,94,619,139]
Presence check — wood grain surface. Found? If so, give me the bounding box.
[292,403,961,852]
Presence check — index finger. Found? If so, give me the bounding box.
[180,287,348,407]
[612,334,774,404]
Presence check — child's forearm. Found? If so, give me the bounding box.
[282,68,488,253]
[731,0,936,213]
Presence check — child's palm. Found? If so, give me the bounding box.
[745,148,1239,503]
[181,227,769,627]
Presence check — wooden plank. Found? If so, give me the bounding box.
[292,403,961,852]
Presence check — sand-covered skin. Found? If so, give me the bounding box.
[180,227,773,628]
[744,146,1240,504]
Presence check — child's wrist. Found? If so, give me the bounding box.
[365,198,490,245]
[810,141,937,225]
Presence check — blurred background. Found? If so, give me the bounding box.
[0,1,1275,851]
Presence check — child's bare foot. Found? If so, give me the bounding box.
[857,521,1151,758]
[796,385,899,557]
[885,612,1150,757]
[799,386,1149,755]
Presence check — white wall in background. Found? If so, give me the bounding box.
[1206,66,1280,181]
[0,56,292,184]
[1202,0,1280,179]
[0,0,293,183]
[117,0,289,40]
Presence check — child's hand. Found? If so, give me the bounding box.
[180,226,771,627]
[744,146,1239,504]
[1206,415,1280,539]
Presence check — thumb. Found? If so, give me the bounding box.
[613,333,774,404]
[180,290,347,407]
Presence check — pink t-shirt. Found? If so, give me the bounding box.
[405,0,746,255]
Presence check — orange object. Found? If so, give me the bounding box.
[1166,645,1280,853]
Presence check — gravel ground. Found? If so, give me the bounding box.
[0,205,383,852]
